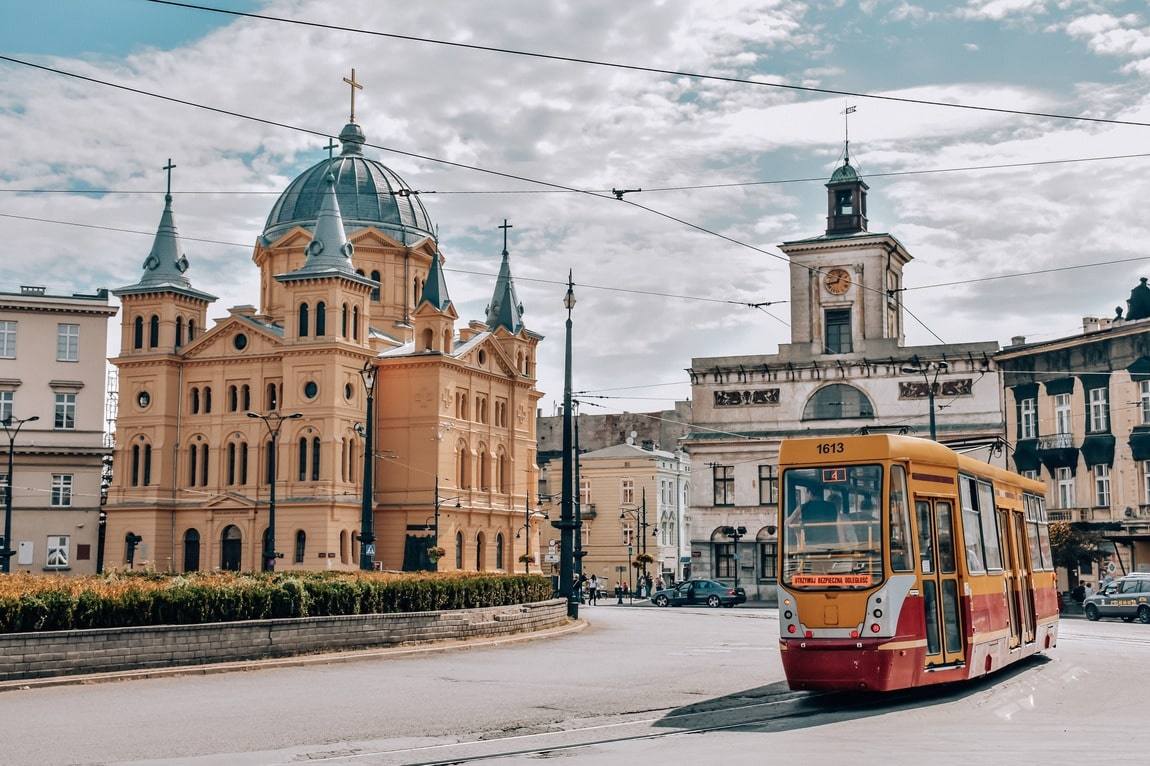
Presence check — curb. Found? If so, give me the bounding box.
[0,618,587,694]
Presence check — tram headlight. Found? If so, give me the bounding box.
[873,609,883,618]
[784,610,793,619]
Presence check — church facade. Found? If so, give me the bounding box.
[683,153,1004,602]
[103,116,543,574]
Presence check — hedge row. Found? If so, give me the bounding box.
[0,571,554,634]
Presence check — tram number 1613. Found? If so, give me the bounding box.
[816,442,845,455]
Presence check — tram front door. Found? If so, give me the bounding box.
[916,499,965,667]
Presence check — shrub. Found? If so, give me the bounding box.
[0,572,553,634]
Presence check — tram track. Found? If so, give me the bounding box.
[294,690,823,765]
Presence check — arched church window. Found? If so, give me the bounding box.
[475,532,485,571]
[266,382,277,411]
[226,442,237,485]
[312,436,321,481]
[455,531,464,569]
[298,303,309,338]
[148,315,160,349]
[190,387,200,415]
[352,306,360,341]
[143,443,152,486]
[371,270,381,302]
[133,316,144,350]
[413,277,420,308]
[298,437,308,481]
[315,302,326,337]
[495,533,504,570]
[228,385,238,412]
[342,303,349,337]
[188,319,196,340]
[241,385,251,411]
[203,387,212,414]
[131,444,141,487]
[199,443,209,486]
[188,443,197,487]
[239,442,248,485]
[175,317,185,347]
[294,530,306,564]
[421,328,434,351]
[802,383,875,420]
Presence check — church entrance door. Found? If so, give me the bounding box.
[221,525,242,571]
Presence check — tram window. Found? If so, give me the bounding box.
[889,465,913,571]
[976,481,1003,571]
[1030,494,1048,565]
[916,501,934,574]
[941,579,963,653]
[936,501,957,574]
[1037,497,1053,570]
[959,476,986,575]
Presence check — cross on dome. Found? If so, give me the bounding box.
[342,68,363,123]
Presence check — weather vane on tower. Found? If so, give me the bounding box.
[841,104,856,165]
[343,68,363,123]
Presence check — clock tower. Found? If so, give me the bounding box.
[777,156,911,358]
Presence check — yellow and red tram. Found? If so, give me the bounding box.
[777,435,1058,692]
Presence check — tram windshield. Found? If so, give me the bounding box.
[782,465,884,590]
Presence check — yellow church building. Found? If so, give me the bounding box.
[103,115,544,574]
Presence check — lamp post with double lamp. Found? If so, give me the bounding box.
[424,475,462,571]
[900,360,949,441]
[620,500,655,596]
[358,360,379,571]
[1,415,39,572]
[516,507,549,574]
[246,410,303,571]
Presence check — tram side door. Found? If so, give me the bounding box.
[998,509,1022,650]
[916,498,965,667]
[1011,510,1036,644]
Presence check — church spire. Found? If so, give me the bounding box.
[114,159,215,302]
[485,219,524,334]
[287,167,358,277]
[419,249,453,312]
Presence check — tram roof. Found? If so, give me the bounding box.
[779,434,1045,494]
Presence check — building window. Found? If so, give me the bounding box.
[176,317,185,347]
[183,529,200,572]
[1088,387,1109,433]
[371,270,381,301]
[455,531,464,569]
[802,383,874,420]
[132,316,143,350]
[758,465,778,505]
[622,526,635,546]
[0,320,15,358]
[294,530,306,564]
[54,393,76,430]
[1022,469,1038,482]
[579,479,591,505]
[824,308,852,354]
[45,535,69,569]
[713,542,735,578]
[1056,467,1075,509]
[1054,393,1072,434]
[311,437,321,481]
[149,315,160,349]
[712,465,734,506]
[352,306,360,340]
[1094,464,1111,507]
[495,533,505,570]
[621,478,635,505]
[56,323,79,362]
[298,303,309,337]
[315,301,327,336]
[241,385,251,411]
[0,391,12,423]
[1019,397,1037,439]
[759,541,777,580]
[51,474,73,507]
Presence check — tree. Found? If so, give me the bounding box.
[1048,521,1111,572]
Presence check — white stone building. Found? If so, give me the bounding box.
[0,285,116,574]
[682,155,1004,603]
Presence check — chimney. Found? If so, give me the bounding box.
[1010,335,1026,346]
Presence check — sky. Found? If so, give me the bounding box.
[2,0,1150,416]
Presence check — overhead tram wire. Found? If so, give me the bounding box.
[0,211,780,309]
[145,0,1150,131]
[0,55,946,341]
[7,150,1150,197]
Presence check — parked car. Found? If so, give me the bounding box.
[651,579,746,608]
[1083,573,1150,623]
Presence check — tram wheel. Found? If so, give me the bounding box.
[1138,606,1150,625]
[707,595,721,608]
[1084,603,1100,621]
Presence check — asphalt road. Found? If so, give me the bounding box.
[2,604,1148,765]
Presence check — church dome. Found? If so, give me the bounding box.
[828,161,859,184]
[263,122,435,245]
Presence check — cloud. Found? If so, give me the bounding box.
[1,0,1149,414]
[955,0,1048,22]
[964,42,981,50]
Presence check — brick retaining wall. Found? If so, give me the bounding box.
[0,598,567,682]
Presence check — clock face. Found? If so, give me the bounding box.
[824,268,851,295]
[136,391,151,409]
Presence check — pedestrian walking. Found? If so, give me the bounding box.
[655,576,665,592]
[588,574,599,605]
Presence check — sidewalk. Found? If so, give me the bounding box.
[582,598,778,609]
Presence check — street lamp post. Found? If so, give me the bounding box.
[620,500,654,596]
[425,476,461,571]
[722,525,747,594]
[516,507,548,574]
[247,410,303,571]
[358,361,378,571]
[573,406,584,578]
[554,272,578,618]
[900,360,949,441]
[1,415,39,572]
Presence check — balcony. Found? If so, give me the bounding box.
[1037,433,1075,450]
[1048,510,1072,522]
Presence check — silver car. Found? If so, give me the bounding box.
[1083,574,1150,623]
